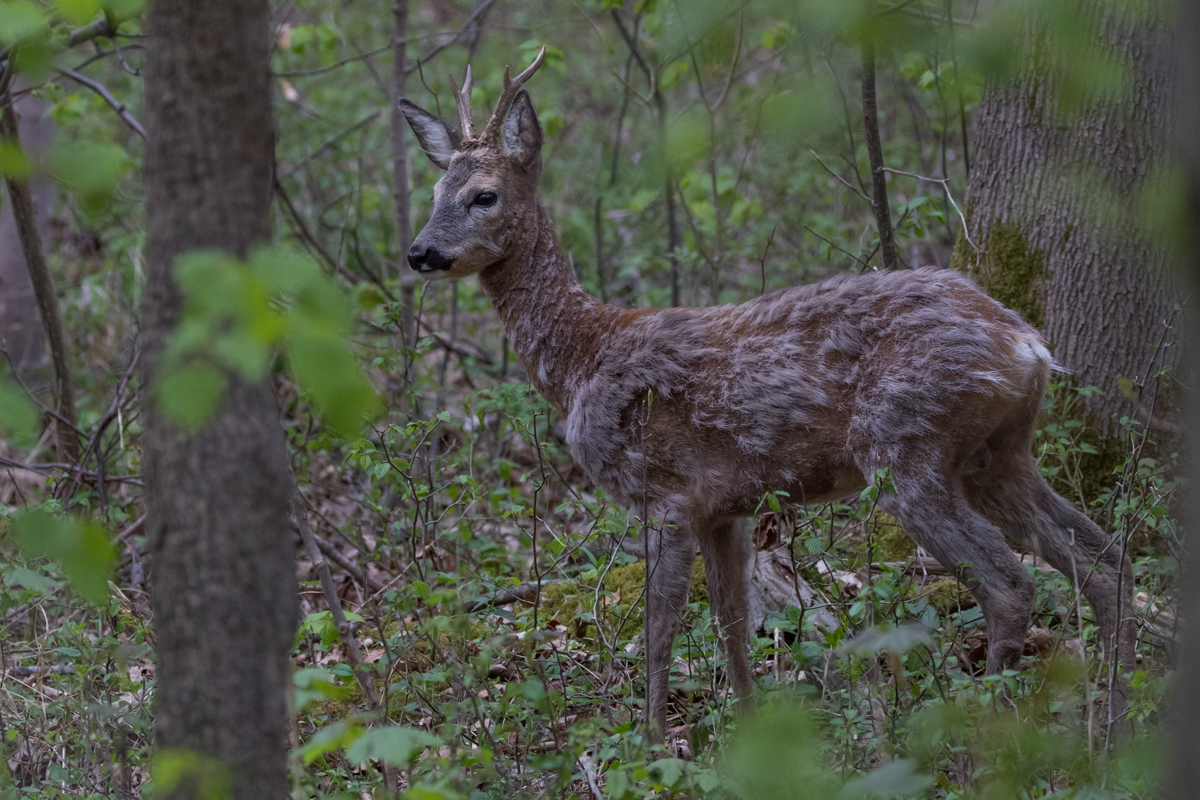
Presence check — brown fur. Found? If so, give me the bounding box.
[401,66,1135,741]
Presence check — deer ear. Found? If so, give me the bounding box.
[501,90,543,167]
[399,99,457,170]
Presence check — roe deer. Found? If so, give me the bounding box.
[400,49,1135,740]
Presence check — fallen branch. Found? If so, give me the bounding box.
[291,498,379,710]
[6,664,74,677]
[313,534,388,594]
[469,580,563,613]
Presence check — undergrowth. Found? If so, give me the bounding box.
[0,343,1181,798]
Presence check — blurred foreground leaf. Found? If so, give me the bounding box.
[345,726,441,768]
[159,246,381,437]
[15,508,115,605]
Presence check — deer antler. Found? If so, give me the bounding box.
[481,46,547,142]
[449,64,474,139]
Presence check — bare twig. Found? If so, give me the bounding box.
[56,67,145,140]
[314,534,388,594]
[279,110,380,178]
[613,10,681,304]
[469,580,564,613]
[879,167,980,255]
[758,225,777,295]
[403,0,497,77]
[5,664,75,677]
[810,150,873,205]
[803,225,873,269]
[294,509,380,710]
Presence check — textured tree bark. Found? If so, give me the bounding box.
[1170,4,1200,797]
[393,0,419,406]
[142,2,297,798]
[861,36,898,272]
[0,91,77,459]
[0,90,54,389]
[954,1,1178,434]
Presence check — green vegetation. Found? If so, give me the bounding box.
[0,0,1184,798]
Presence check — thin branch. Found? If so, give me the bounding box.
[879,167,981,254]
[403,0,497,77]
[810,149,873,204]
[804,225,873,269]
[469,580,564,613]
[294,510,380,710]
[274,43,394,78]
[56,67,145,140]
[278,110,379,178]
[274,0,496,82]
[315,534,388,594]
[758,225,777,295]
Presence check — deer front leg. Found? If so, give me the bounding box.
[643,513,696,744]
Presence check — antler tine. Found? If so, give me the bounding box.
[449,64,475,139]
[482,46,547,140]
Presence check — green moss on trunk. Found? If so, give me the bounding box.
[951,222,1046,328]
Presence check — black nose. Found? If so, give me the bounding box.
[407,246,454,273]
[407,247,429,270]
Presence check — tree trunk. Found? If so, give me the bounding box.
[393,0,418,408]
[953,2,1178,440]
[1,91,77,459]
[1171,3,1200,797]
[861,34,898,272]
[142,3,297,799]
[0,90,54,388]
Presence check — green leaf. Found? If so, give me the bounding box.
[345,725,440,768]
[47,139,132,213]
[163,246,379,436]
[840,623,932,657]
[0,139,32,178]
[405,783,466,800]
[3,565,58,594]
[157,363,227,432]
[0,1,47,46]
[839,759,934,798]
[98,0,143,23]
[627,187,659,213]
[151,749,231,800]
[53,0,100,25]
[0,373,38,442]
[299,719,364,764]
[649,758,686,789]
[300,610,339,646]
[15,510,115,604]
[294,667,351,710]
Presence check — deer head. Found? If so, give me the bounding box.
[399,48,547,279]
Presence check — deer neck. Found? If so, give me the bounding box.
[478,202,603,413]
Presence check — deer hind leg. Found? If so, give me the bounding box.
[643,508,696,743]
[876,463,1036,676]
[695,518,755,707]
[964,450,1135,717]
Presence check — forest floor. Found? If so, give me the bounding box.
[0,338,1183,799]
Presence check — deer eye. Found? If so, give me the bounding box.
[473,191,497,207]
